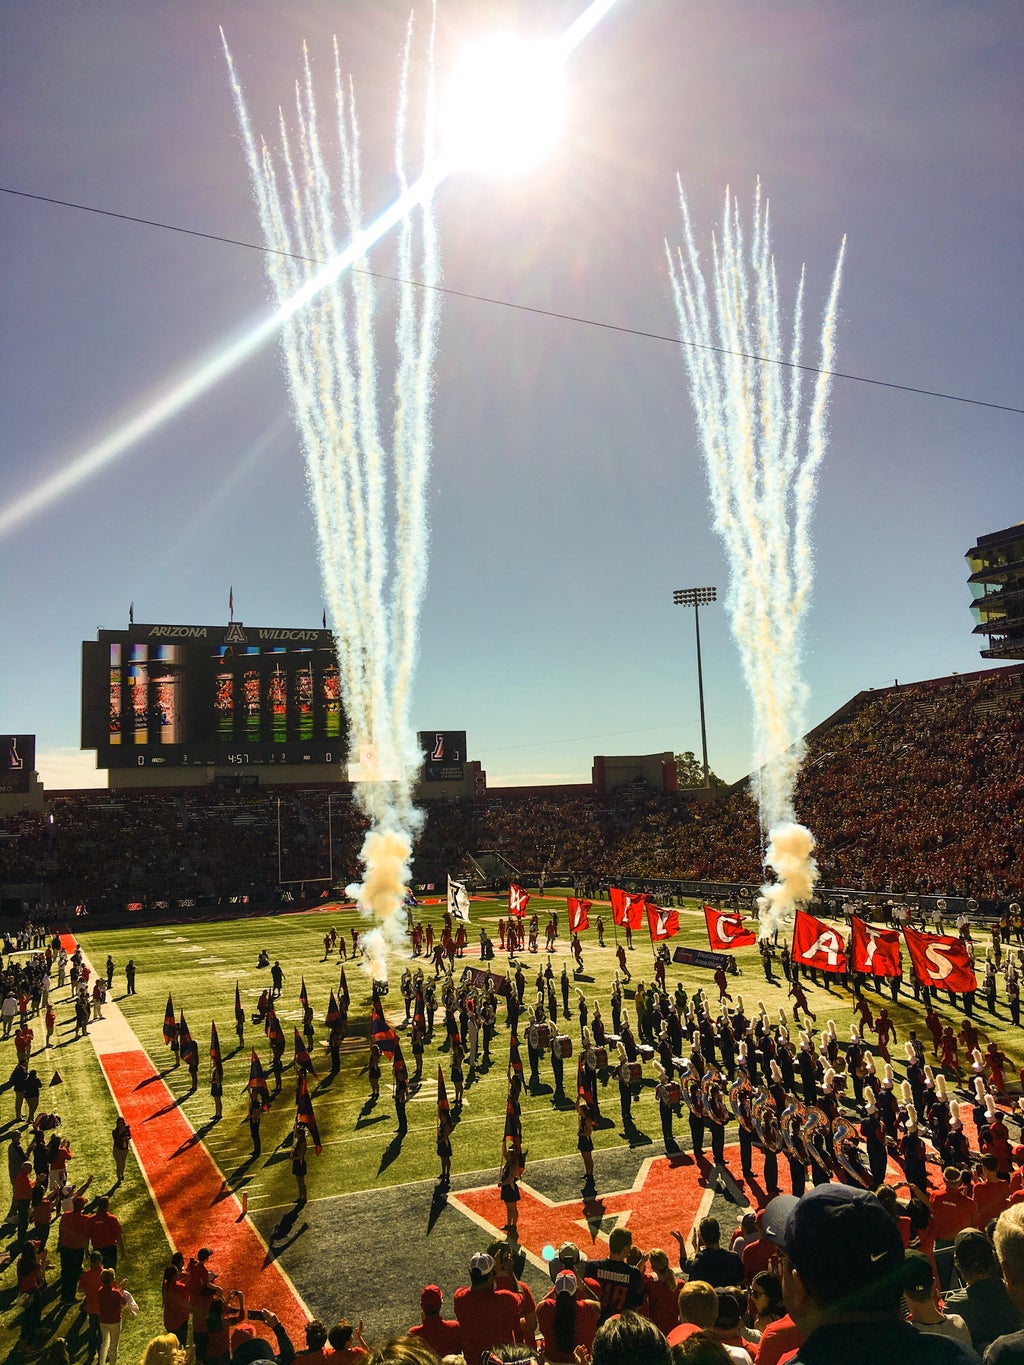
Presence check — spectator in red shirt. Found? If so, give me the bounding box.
[641,1247,682,1337]
[97,1267,127,1365]
[89,1196,124,1269]
[162,1255,191,1347]
[537,1271,601,1363]
[79,1249,105,1359]
[408,1285,462,1357]
[13,1159,35,1242]
[454,1251,522,1363]
[58,1194,92,1300]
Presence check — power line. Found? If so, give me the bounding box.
[4,183,1022,417]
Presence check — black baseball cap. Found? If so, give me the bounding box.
[764,1185,905,1306]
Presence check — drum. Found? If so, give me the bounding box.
[665,1082,682,1105]
[627,1062,643,1085]
[638,1044,655,1063]
[556,1035,573,1058]
[594,1047,609,1070]
[535,1022,553,1048]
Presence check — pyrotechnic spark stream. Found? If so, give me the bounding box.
[0,0,616,541]
[225,17,441,980]
[667,181,845,935]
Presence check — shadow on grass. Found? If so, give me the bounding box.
[171,1118,217,1158]
[262,1208,309,1265]
[425,1184,449,1234]
[377,1133,404,1174]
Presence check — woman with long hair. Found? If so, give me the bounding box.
[641,1247,681,1337]
[498,1140,524,1234]
[536,1271,600,1363]
[577,1100,596,1189]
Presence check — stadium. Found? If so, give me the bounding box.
[0,611,1022,1359]
[2,2,1022,1363]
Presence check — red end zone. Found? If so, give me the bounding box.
[100,1049,309,1341]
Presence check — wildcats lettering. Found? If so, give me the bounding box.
[257,629,323,641]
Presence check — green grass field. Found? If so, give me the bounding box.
[2,894,1020,1359]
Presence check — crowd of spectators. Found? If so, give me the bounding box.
[1,666,1021,909]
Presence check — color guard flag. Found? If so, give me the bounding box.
[338,968,350,1006]
[647,902,680,941]
[413,988,426,1032]
[370,994,398,1056]
[508,883,530,918]
[902,924,978,993]
[299,978,309,1010]
[791,909,848,974]
[234,982,244,1025]
[577,1054,594,1107]
[447,875,470,922]
[209,1022,221,1065]
[162,994,175,1045]
[325,990,340,1030]
[704,905,757,951]
[850,917,902,977]
[437,1065,450,1115]
[265,1007,285,1050]
[248,1050,270,1111]
[567,897,591,933]
[509,1034,523,1076]
[295,1073,322,1154]
[178,1012,193,1051]
[610,887,646,931]
[293,1028,316,1075]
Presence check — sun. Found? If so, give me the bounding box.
[443,33,566,175]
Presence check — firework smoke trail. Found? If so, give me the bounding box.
[224,16,440,980]
[667,181,845,936]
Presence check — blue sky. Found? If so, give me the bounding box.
[1,0,1021,791]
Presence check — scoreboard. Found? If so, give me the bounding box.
[81,623,346,770]
[0,735,34,793]
[418,730,466,782]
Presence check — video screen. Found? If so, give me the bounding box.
[418,730,467,782]
[82,624,346,769]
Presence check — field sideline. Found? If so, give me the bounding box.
[1,894,1020,1358]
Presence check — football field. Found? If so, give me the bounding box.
[2,896,1019,1360]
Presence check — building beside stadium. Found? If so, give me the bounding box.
[967,521,1024,661]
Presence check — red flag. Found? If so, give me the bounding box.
[902,924,978,993]
[299,978,309,1009]
[508,884,530,918]
[338,969,350,1006]
[646,902,680,942]
[509,1034,523,1075]
[610,887,646,930]
[325,990,341,1029]
[162,994,175,1045]
[371,994,398,1056]
[791,909,848,974]
[850,917,902,977]
[178,1011,193,1050]
[293,1027,316,1075]
[209,1022,221,1065]
[248,1050,270,1110]
[567,897,591,933]
[234,982,244,1024]
[265,1007,284,1049]
[437,1065,450,1115]
[703,905,757,951]
[295,1074,322,1154]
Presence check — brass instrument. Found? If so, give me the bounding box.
[677,1060,705,1119]
[781,1098,809,1163]
[702,1068,729,1125]
[730,1075,754,1132]
[751,1088,785,1153]
[831,1114,870,1187]
[801,1104,832,1171]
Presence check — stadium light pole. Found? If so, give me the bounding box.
[673,586,717,787]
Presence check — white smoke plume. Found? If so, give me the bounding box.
[224,13,440,980]
[666,182,844,935]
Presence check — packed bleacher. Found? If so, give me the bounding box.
[0,665,1021,914]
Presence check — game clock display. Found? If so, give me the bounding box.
[81,624,347,769]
